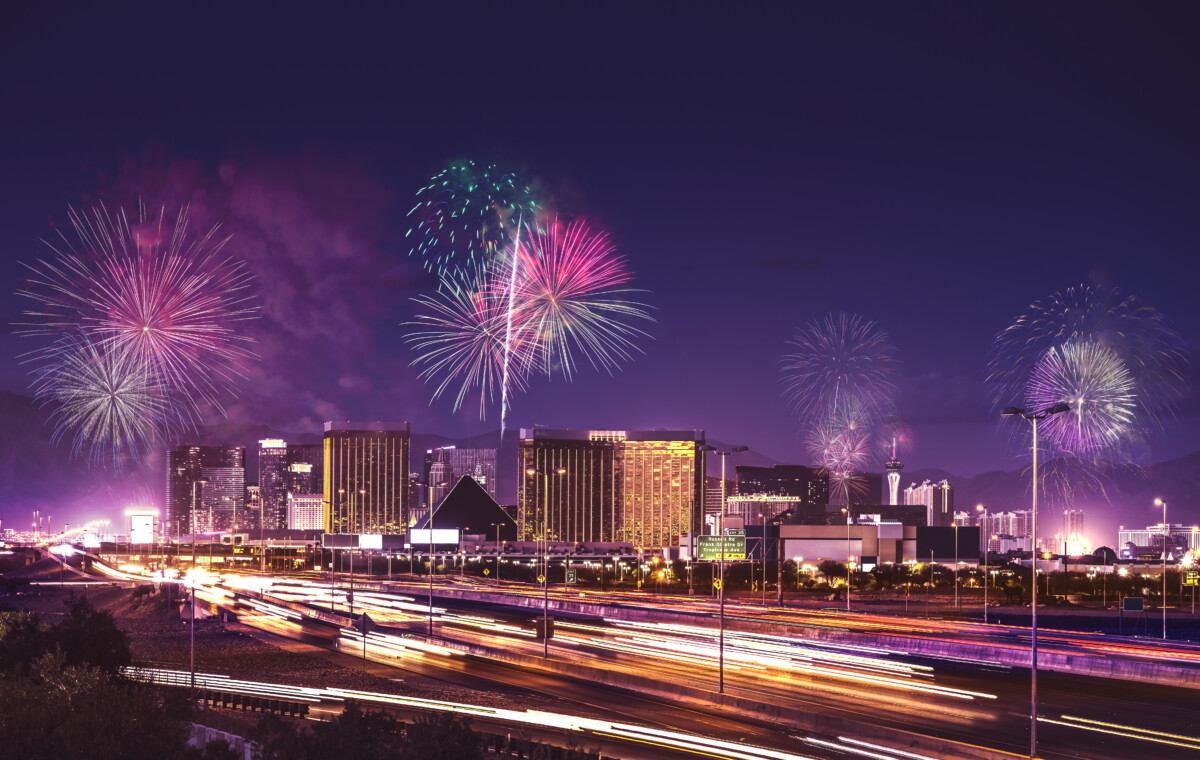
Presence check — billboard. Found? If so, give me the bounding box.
[409,528,460,545]
[129,514,155,544]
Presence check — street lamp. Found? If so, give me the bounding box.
[954,521,959,609]
[842,507,852,612]
[977,504,988,624]
[429,483,445,638]
[699,444,747,694]
[759,512,767,606]
[527,466,566,657]
[1002,401,1070,760]
[1154,498,1167,639]
[189,477,208,691]
[490,523,502,583]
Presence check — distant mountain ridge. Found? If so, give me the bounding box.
[0,391,1196,541]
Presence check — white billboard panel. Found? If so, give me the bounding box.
[130,514,155,544]
[360,534,383,550]
[409,529,460,545]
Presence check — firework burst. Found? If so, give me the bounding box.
[406,215,654,417]
[988,284,1188,429]
[16,203,258,417]
[502,216,653,381]
[781,312,898,426]
[32,330,185,468]
[406,160,538,283]
[990,284,1188,504]
[405,269,541,418]
[1027,340,1139,458]
[805,402,874,504]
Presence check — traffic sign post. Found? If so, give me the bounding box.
[356,612,375,667]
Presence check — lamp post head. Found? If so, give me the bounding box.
[1154,498,1166,507]
[1045,402,1071,415]
[555,467,566,475]
[526,468,537,476]
[1000,406,1024,417]
[976,504,985,513]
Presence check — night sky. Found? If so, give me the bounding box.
[3,3,1199,485]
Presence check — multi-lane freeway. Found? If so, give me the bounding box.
[173,568,1200,760]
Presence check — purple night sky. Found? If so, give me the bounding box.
[1,4,1198,531]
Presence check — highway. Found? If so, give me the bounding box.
[191,570,1200,760]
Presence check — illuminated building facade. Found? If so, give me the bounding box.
[200,466,246,532]
[735,464,828,507]
[323,421,410,534]
[258,439,289,530]
[518,428,705,548]
[904,478,954,527]
[287,493,325,530]
[423,445,498,504]
[165,445,245,537]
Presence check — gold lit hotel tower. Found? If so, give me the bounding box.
[323,421,410,534]
[518,428,706,549]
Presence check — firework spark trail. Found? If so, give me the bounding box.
[32,330,185,468]
[499,217,523,442]
[16,203,258,418]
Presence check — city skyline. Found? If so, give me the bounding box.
[1,5,1198,543]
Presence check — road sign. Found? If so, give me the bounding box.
[1185,571,1199,586]
[1123,596,1144,612]
[697,534,746,561]
[537,574,545,584]
[483,568,490,576]
[356,612,375,635]
[566,569,577,584]
[713,579,722,590]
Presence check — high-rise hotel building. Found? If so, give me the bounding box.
[165,445,246,537]
[518,428,705,549]
[323,421,410,534]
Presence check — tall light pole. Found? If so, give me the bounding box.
[700,444,747,694]
[1002,402,1070,760]
[977,504,988,624]
[843,507,852,612]
[1155,498,1167,639]
[429,483,445,638]
[189,477,208,691]
[527,466,565,658]
[954,522,959,609]
[759,512,767,606]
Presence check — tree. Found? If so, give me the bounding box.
[0,610,50,675]
[52,593,132,674]
[403,710,483,760]
[0,651,191,760]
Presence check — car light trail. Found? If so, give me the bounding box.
[1039,715,1200,751]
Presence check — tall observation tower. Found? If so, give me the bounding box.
[885,437,903,506]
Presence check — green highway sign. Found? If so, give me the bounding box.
[697,534,746,561]
[566,569,577,584]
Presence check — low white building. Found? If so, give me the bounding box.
[287,493,324,531]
